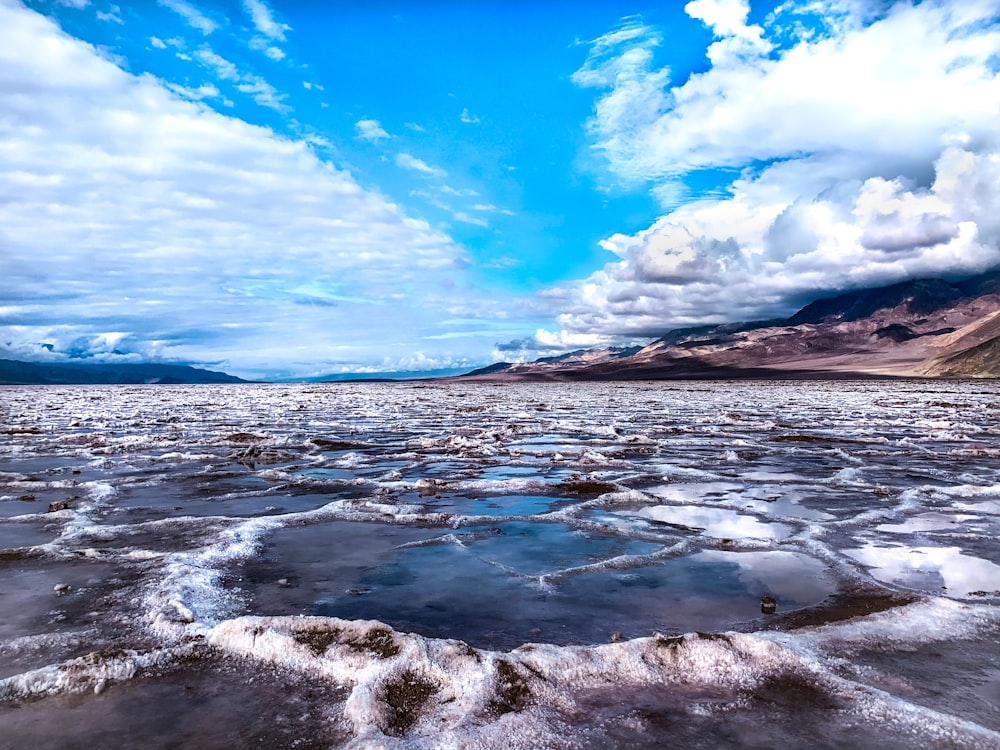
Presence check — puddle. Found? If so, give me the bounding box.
[0,519,60,549]
[843,543,1000,597]
[423,494,575,517]
[0,657,349,749]
[616,505,794,541]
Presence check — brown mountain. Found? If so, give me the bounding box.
[464,271,1000,381]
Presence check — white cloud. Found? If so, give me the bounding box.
[405,122,426,132]
[54,0,89,7]
[460,107,480,124]
[150,36,167,49]
[494,329,616,359]
[158,0,217,35]
[0,3,494,379]
[684,0,751,35]
[453,212,489,228]
[355,118,390,142]
[166,82,220,100]
[242,0,291,42]
[684,0,772,63]
[395,152,447,177]
[194,46,238,79]
[194,46,286,111]
[440,185,478,197]
[249,36,285,61]
[578,3,1000,184]
[222,72,286,107]
[96,5,123,24]
[549,1,1000,345]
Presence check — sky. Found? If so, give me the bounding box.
[1,0,999,380]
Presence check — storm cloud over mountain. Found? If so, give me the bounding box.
[502,1,1000,359]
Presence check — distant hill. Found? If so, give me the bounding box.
[0,359,248,385]
[925,335,1000,377]
[461,269,1000,381]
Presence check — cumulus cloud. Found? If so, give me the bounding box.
[395,152,447,177]
[459,107,480,124]
[355,118,390,142]
[685,0,772,63]
[541,0,1000,348]
[158,0,216,35]
[494,329,619,360]
[579,2,1000,185]
[0,3,489,378]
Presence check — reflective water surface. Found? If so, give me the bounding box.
[0,380,998,748]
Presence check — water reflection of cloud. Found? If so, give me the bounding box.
[877,512,980,534]
[954,500,1000,516]
[844,544,1000,598]
[626,505,792,540]
[695,550,833,603]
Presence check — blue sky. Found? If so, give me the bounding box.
[2,0,999,379]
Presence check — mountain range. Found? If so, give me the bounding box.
[0,359,247,385]
[464,270,1000,381]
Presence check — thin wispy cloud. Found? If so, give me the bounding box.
[158,0,217,35]
[242,0,291,41]
[194,47,286,111]
[96,6,123,24]
[440,185,478,197]
[395,153,447,177]
[453,211,489,227]
[249,36,285,61]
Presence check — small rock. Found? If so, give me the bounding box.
[761,596,777,615]
[873,486,892,497]
[54,583,71,595]
[18,495,36,503]
[610,632,621,642]
[276,578,291,587]
[94,679,107,695]
[47,500,70,513]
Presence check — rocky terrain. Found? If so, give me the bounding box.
[466,271,1000,380]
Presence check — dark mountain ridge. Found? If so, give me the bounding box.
[0,359,247,385]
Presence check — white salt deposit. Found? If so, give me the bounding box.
[0,380,998,747]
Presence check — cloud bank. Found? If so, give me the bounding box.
[0,2,485,378]
[527,0,1000,350]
